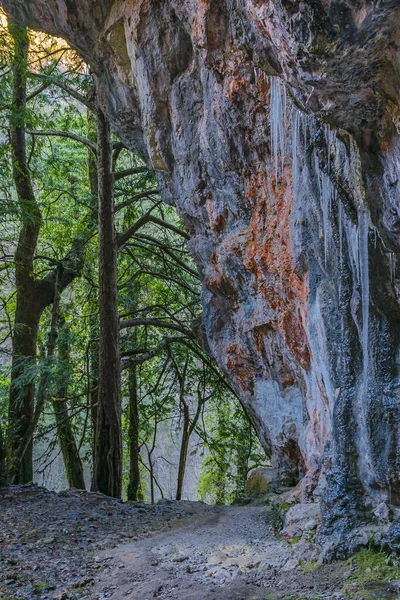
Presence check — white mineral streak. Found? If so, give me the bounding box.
[325,125,333,175]
[268,79,373,483]
[345,217,360,284]
[345,139,374,484]
[271,75,371,379]
[292,108,301,204]
[390,253,397,284]
[347,141,371,386]
[320,169,334,268]
[358,209,370,383]
[269,77,286,185]
[339,198,343,299]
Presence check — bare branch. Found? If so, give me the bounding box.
[118,214,190,247]
[120,336,185,370]
[120,317,193,337]
[29,72,95,110]
[114,166,150,181]
[115,189,159,213]
[27,130,97,153]
[130,233,199,278]
[26,82,50,102]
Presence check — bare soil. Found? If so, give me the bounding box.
[0,485,397,600]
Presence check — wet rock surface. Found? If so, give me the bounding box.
[2,0,400,550]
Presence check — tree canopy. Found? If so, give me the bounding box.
[0,12,267,502]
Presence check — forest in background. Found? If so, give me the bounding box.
[0,12,267,503]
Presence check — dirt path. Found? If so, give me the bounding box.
[3,486,399,600]
[0,486,216,599]
[88,504,347,600]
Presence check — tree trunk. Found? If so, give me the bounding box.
[86,85,100,478]
[145,420,159,505]
[235,421,252,498]
[176,399,190,501]
[13,269,62,473]
[53,317,86,490]
[148,450,155,505]
[174,358,192,501]
[6,20,84,483]
[6,21,87,483]
[176,382,205,501]
[92,98,122,499]
[215,408,228,505]
[89,331,99,476]
[8,310,41,483]
[7,21,42,484]
[0,423,7,487]
[127,362,141,501]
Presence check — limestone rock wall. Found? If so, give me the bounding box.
[4,0,400,546]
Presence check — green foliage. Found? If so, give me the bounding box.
[0,13,267,498]
[341,548,400,599]
[197,397,267,504]
[298,559,320,573]
[347,548,400,582]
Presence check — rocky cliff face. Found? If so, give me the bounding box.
[4,0,400,553]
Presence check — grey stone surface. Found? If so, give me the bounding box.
[245,466,277,496]
[281,502,321,542]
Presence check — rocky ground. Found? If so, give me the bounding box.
[1,485,400,600]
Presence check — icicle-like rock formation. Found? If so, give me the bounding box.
[5,0,400,554]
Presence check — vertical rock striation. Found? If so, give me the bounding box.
[4,0,400,552]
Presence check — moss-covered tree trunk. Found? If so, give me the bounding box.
[6,20,85,483]
[53,317,86,490]
[7,21,42,483]
[127,362,141,501]
[176,375,204,501]
[0,423,7,487]
[92,97,122,499]
[86,94,100,477]
[176,398,190,501]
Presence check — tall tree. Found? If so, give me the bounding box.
[86,85,100,473]
[7,20,39,483]
[176,369,207,501]
[6,21,85,482]
[52,316,86,490]
[175,356,189,501]
[127,361,141,501]
[0,422,7,486]
[91,97,122,498]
